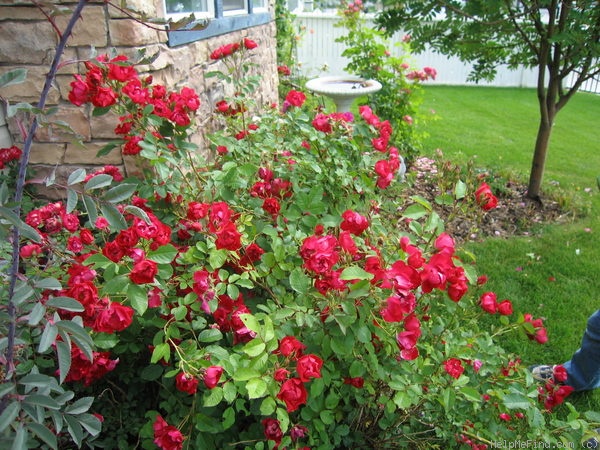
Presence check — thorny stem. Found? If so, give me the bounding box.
[0,0,88,416]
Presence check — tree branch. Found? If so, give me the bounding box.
[0,0,88,416]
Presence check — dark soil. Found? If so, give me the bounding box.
[399,158,570,243]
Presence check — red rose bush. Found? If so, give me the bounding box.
[2,32,596,450]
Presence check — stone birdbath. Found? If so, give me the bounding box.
[305,75,382,112]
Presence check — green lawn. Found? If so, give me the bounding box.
[418,85,600,413]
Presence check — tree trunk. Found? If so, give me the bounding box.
[526,116,553,201]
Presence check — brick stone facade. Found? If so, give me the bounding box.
[0,0,278,196]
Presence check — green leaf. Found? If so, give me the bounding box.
[147,244,178,264]
[260,396,277,415]
[151,343,170,364]
[222,407,235,431]
[140,365,164,381]
[27,302,46,326]
[246,378,267,399]
[35,277,62,291]
[402,203,428,220]
[82,195,98,225]
[198,328,223,343]
[56,340,71,384]
[24,394,61,410]
[459,386,481,403]
[232,367,261,382]
[46,296,84,312]
[454,180,467,199]
[289,267,312,294]
[67,168,87,186]
[66,188,78,213]
[203,386,224,407]
[0,68,27,88]
[65,397,94,415]
[209,249,228,269]
[84,174,113,191]
[339,266,374,281]
[0,401,20,433]
[503,392,531,409]
[102,183,138,203]
[238,313,260,333]
[11,423,27,450]
[38,322,58,354]
[127,283,148,316]
[27,423,58,449]
[242,339,266,358]
[75,413,102,436]
[0,206,42,243]
[123,205,151,223]
[100,203,127,231]
[64,414,84,447]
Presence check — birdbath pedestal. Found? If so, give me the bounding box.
[305,76,382,112]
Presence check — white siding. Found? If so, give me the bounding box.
[294,12,598,93]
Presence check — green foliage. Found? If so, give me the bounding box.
[335,0,433,163]
[2,15,598,450]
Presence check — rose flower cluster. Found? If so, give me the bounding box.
[69,54,200,156]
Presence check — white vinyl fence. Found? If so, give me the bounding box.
[294,12,599,94]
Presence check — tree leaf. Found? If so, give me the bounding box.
[0,68,27,88]
[66,188,79,213]
[65,397,94,415]
[0,401,20,433]
[0,206,42,243]
[56,340,71,384]
[38,322,58,354]
[27,422,58,450]
[46,296,84,312]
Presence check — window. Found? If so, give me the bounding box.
[165,0,271,46]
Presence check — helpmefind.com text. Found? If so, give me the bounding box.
[490,441,577,449]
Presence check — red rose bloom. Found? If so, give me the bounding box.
[262,418,283,444]
[497,299,513,316]
[475,182,499,211]
[129,259,158,284]
[343,377,364,388]
[443,358,464,379]
[262,197,281,218]
[93,301,134,333]
[68,74,91,106]
[243,38,258,49]
[340,209,369,235]
[285,90,306,108]
[153,415,185,450]
[480,292,498,314]
[274,368,290,381]
[296,354,323,382]
[277,336,307,358]
[215,222,242,251]
[175,372,199,395]
[277,378,308,412]
[203,366,223,389]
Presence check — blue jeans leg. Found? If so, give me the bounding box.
[563,309,600,391]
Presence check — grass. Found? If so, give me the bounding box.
[417,85,600,414]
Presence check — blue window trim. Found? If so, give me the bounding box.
[167,12,272,47]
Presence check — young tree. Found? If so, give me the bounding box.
[376,0,600,201]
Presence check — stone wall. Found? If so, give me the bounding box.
[0,0,278,196]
